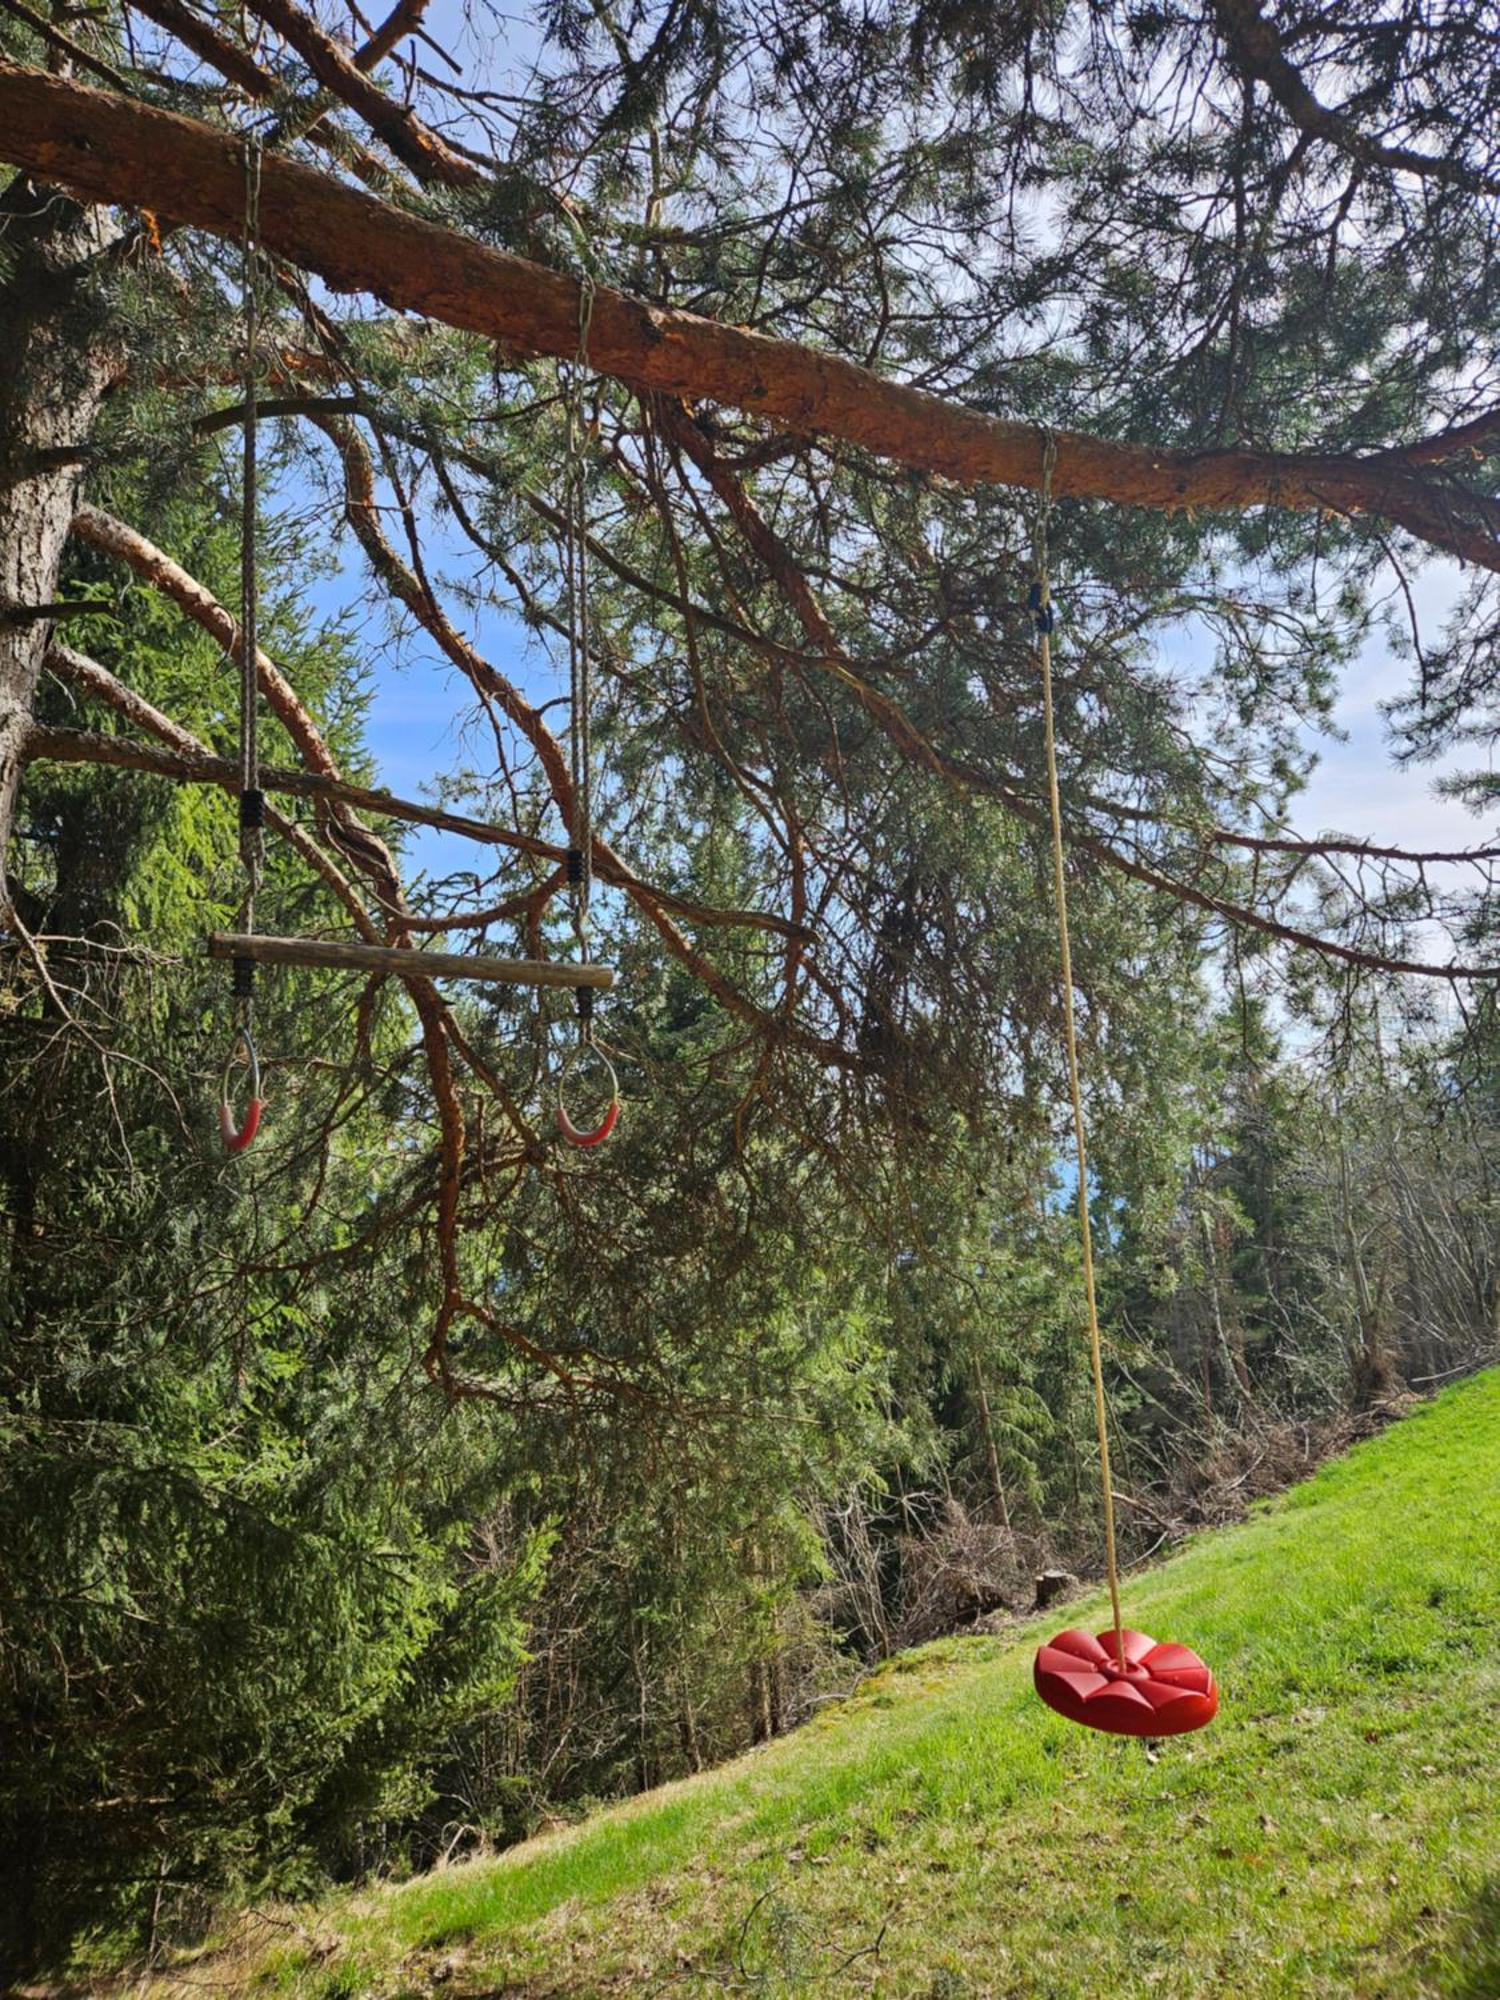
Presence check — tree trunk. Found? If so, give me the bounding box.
[676,1684,702,1774]
[1201,1210,1254,1408]
[628,1609,652,1793]
[748,1656,773,1746]
[0,180,120,923]
[971,1355,1011,1528]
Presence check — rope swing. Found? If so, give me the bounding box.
[1029,437,1219,1738]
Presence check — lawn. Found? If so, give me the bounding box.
[224,1371,1499,1997]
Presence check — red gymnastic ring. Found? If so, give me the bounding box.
[1034,1626,1218,1737]
[557,1041,620,1149]
[219,1023,264,1155]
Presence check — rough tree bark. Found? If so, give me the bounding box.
[0,179,122,924]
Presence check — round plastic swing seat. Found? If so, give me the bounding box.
[1034,1626,1218,1738]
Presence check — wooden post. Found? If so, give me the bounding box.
[207,931,613,990]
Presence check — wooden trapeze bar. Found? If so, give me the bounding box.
[208,932,614,991]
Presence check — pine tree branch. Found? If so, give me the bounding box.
[314,411,839,1048]
[238,0,481,190]
[356,0,432,72]
[0,61,1493,572]
[125,0,276,99]
[1211,0,1500,199]
[654,402,1500,985]
[123,0,399,195]
[0,0,135,92]
[23,720,813,940]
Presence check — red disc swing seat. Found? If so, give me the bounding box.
[1034,1626,1218,1738]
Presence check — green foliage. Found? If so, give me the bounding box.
[0,479,545,1967]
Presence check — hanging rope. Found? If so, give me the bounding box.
[1032,432,1126,1671]
[1028,438,1219,1736]
[221,133,266,1155]
[564,259,597,939]
[557,247,618,1146]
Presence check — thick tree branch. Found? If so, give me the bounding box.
[123,0,396,194]
[0,0,134,92]
[658,403,1500,984]
[301,392,1500,889]
[0,63,1494,571]
[357,0,432,72]
[126,0,276,98]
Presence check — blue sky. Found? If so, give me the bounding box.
[1296,589,1481,856]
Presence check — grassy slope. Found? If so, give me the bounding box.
[252,1373,1500,1998]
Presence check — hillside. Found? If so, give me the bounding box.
[209,1374,1498,1997]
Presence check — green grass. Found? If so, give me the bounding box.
[232,1373,1499,1997]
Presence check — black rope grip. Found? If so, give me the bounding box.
[239,787,266,830]
[566,846,585,885]
[575,984,595,1024]
[232,955,255,999]
[1028,582,1055,636]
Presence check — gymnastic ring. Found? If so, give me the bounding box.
[219,1023,264,1154]
[557,1041,620,1148]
